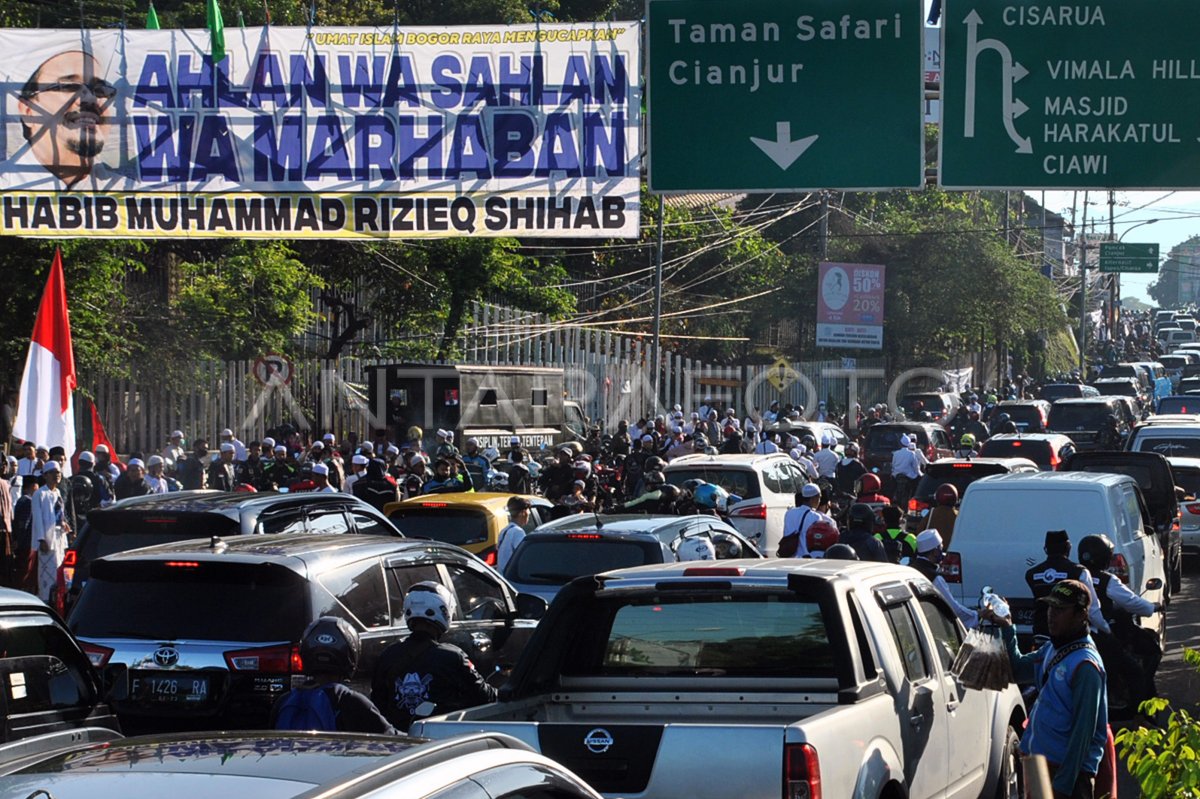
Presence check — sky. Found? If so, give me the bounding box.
[1035,191,1200,305]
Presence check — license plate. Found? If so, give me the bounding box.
[131,673,211,704]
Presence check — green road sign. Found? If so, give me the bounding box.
[647,0,925,193]
[1099,242,1159,273]
[940,0,1200,189]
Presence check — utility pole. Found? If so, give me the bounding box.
[819,192,829,259]
[1108,190,1118,330]
[651,196,665,410]
[1079,191,1089,374]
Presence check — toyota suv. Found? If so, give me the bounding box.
[60,490,402,615]
[1045,396,1135,450]
[68,535,546,732]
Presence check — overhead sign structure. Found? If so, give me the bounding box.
[941,0,1200,189]
[1099,242,1159,273]
[816,262,885,350]
[646,0,925,192]
[0,24,641,239]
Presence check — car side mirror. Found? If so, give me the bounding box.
[514,592,547,620]
[1146,578,1163,591]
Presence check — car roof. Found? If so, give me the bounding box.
[0,587,53,612]
[665,453,791,467]
[96,490,368,516]
[1050,397,1121,405]
[598,557,910,583]
[93,533,463,574]
[983,433,1073,444]
[0,731,535,797]
[1166,456,1200,471]
[969,471,1137,489]
[388,492,546,513]
[926,457,1039,469]
[996,400,1049,406]
[532,514,732,537]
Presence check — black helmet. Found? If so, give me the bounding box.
[800,434,818,450]
[645,456,666,472]
[1078,534,1115,571]
[299,616,360,677]
[848,503,877,530]
[644,470,666,488]
[659,484,682,502]
[824,543,860,561]
[917,411,933,422]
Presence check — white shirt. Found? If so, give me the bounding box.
[781,504,834,558]
[891,447,928,479]
[315,484,337,494]
[343,473,361,494]
[1093,572,1156,617]
[497,521,526,571]
[30,486,66,602]
[931,572,980,628]
[754,439,779,455]
[797,456,819,480]
[813,448,839,478]
[223,438,248,462]
[16,457,36,477]
[145,475,168,494]
[161,444,185,465]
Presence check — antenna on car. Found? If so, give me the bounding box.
[593,509,604,529]
[210,535,227,553]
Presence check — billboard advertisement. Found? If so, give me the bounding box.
[816,262,886,349]
[0,23,640,239]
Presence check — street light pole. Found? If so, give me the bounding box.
[1079,192,1089,374]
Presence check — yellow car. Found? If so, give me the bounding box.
[383,492,552,566]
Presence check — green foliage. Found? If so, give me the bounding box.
[1116,649,1200,798]
[170,241,322,360]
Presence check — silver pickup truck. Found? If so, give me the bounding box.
[412,559,1027,799]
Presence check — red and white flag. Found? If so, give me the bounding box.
[13,249,77,474]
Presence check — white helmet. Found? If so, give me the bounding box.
[402,581,458,633]
[677,537,716,562]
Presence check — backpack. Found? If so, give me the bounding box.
[274,685,338,731]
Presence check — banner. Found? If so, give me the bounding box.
[0,23,641,239]
[816,262,886,349]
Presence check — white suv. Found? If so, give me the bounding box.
[1127,421,1200,458]
[664,453,806,555]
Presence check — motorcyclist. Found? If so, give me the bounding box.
[1025,530,1110,640]
[855,473,891,508]
[271,616,395,734]
[619,472,677,514]
[676,536,716,562]
[371,582,496,732]
[813,433,839,478]
[353,459,402,510]
[692,483,730,518]
[834,442,867,497]
[824,542,860,561]
[539,447,577,501]
[839,503,889,562]
[804,519,840,557]
[990,412,1018,435]
[877,505,917,564]
[421,458,467,495]
[954,433,978,459]
[779,483,835,558]
[1078,533,1164,715]
[924,483,959,547]
[889,435,927,508]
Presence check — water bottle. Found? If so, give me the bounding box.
[980,585,1010,621]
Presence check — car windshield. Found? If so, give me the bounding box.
[1157,398,1200,415]
[999,405,1045,430]
[979,439,1052,467]
[1039,384,1082,401]
[387,508,489,546]
[865,427,926,453]
[902,394,947,412]
[565,593,835,678]
[505,539,657,585]
[1136,436,1200,458]
[1047,404,1110,430]
[1160,357,1187,370]
[1173,469,1200,499]
[70,562,308,642]
[84,512,240,561]
[1092,382,1138,397]
[664,469,761,499]
[914,464,1011,501]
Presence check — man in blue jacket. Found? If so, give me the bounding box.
[983,579,1107,799]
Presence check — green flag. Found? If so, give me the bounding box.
[146,1,161,29]
[206,0,226,63]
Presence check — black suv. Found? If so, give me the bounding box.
[0,588,119,745]
[68,534,546,731]
[1045,396,1135,451]
[905,457,1040,531]
[61,490,401,614]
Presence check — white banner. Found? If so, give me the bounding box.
[0,23,641,238]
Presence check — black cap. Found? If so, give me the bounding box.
[1039,579,1090,610]
[1045,530,1070,548]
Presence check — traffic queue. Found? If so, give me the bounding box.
[0,364,1185,799]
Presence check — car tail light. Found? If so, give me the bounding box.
[1187,503,1200,515]
[1111,553,1130,585]
[481,548,497,566]
[224,643,302,673]
[421,502,448,508]
[566,533,604,540]
[951,463,974,469]
[908,498,929,513]
[783,742,821,799]
[941,551,962,583]
[926,444,936,461]
[730,503,768,519]
[81,641,114,668]
[164,561,200,569]
[683,567,745,577]
[1048,452,1061,469]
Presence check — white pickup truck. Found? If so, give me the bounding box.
[411,559,1027,799]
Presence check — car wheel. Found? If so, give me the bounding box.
[994,725,1022,799]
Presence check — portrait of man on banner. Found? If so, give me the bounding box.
[8,47,120,190]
